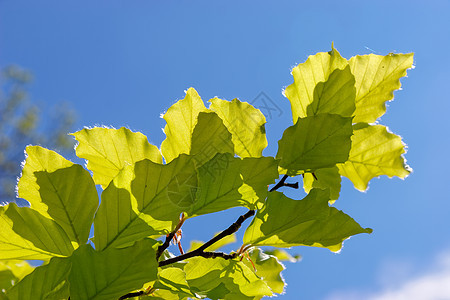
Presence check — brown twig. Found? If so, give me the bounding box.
[158,209,255,267]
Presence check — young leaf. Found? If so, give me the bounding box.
[6,257,71,300]
[209,97,268,157]
[349,53,414,123]
[0,204,74,260]
[276,113,352,174]
[243,190,372,251]
[284,46,348,123]
[72,127,162,188]
[184,257,272,299]
[189,154,278,217]
[303,166,341,203]
[94,155,196,250]
[161,88,209,163]
[337,123,411,191]
[190,112,234,166]
[243,248,285,294]
[306,66,356,117]
[69,239,157,300]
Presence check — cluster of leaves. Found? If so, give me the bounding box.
[0,65,76,204]
[0,46,413,299]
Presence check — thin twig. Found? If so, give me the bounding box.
[158,209,255,267]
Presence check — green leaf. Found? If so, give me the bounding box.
[349,52,414,123]
[7,257,71,300]
[303,166,341,203]
[69,239,157,300]
[306,66,356,117]
[243,190,372,251]
[209,98,268,157]
[72,127,162,188]
[338,123,411,191]
[0,261,34,290]
[19,146,98,246]
[284,46,348,122]
[94,156,196,250]
[189,154,278,217]
[243,248,285,294]
[0,204,74,260]
[190,112,234,166]
[276,113,353,174]
[154,267,197,299]
[17,146,73,220]
[184,257,272,299]
[161,88,209,163]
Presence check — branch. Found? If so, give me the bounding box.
[158,209,254,267]
[156,213,186,260]
[269,174,298,192]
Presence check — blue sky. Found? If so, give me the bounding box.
[1,1,450,299]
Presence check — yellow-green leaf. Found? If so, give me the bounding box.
[190,154,278,217]
[0,261,34,290]
[303,166,341,203]
[17,146,73,219]
[209,98,268,157]
[94,155,196,250]
[18,146,98,246]
[338,123,411,191]
[306,66,356,117]
[72,127,162,188]
[69,239,157,300]
[7,257,71,300]
[284,46,348,123]
[276,113,352,174]
[190,112,234,166]
[161,88,208,163]
[349,52,414,123]
[185,257,272,299]
[243,190,372,251]
[0,204,73,260]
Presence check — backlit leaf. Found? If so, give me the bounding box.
[243,248,285,294]
[276,113,352,174]
[184,257,272,299]
[0,261,33,290]
[209,98,268,157]
[349,52,414,123]
[0,204,73,260]
[284,46,348,122]
[17,146,73,219]
[338,123,410,191]
[189,154,278,217]
[72,127,162,188]
[94,156,196,250]
[190,112,234,166]
[69,239,157,300]
[303,166,341,203]
[18,146,98,246]
[7,257,71,300]
[243,190,372,251]
[154,267,197,299]
[161,88,209,163]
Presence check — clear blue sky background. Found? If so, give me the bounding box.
[1,1,450,299]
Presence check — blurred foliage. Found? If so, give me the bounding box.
[0,65,76,205]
